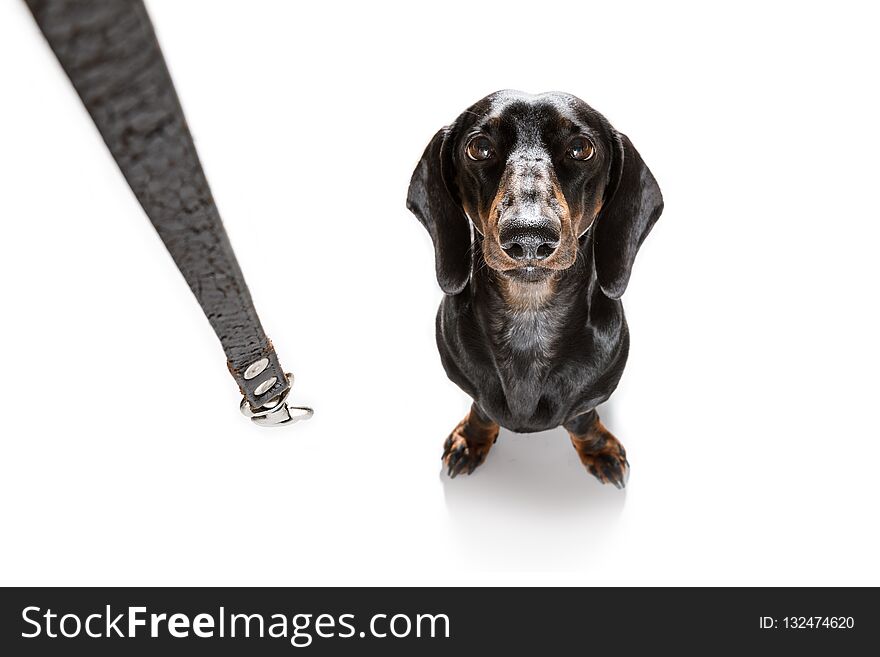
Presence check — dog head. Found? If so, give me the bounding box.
[407,90,663,298]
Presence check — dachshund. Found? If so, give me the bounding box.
[406,90,663,487]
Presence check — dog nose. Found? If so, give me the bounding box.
[499,225,560,261]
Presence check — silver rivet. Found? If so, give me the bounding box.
[243,358,269,380]
[253,376,277,396]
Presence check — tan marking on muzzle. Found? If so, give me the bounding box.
[481,160,579,273]
[540,169,578,270]
[481,179,513,269]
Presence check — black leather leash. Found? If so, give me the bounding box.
[26,0,311,426]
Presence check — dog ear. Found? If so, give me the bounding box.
[406,127,472,295]
[593,132,664,299]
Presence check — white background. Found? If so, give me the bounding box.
[1,0,878,586]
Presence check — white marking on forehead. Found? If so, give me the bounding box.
[486,90,581,115]
[510,141,549,159]
[487,89,537,112]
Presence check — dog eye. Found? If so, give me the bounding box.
[567,136,595,161]
[466,136,496,161]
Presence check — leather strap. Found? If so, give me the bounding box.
[26,0,302,417]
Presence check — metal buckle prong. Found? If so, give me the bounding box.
[240,373,313,427]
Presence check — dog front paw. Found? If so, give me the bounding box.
[441,431,488,478]
[441,410,499,478]
[576,446,629,489]
[566,412,630,488]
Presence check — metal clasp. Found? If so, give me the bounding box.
[240,373,313,427]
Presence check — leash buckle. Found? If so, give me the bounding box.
[239,374,314,427]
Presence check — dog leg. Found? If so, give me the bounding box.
[564,410,629,488]
[442,403,500,478]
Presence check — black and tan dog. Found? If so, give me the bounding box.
[406,91,663,487]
